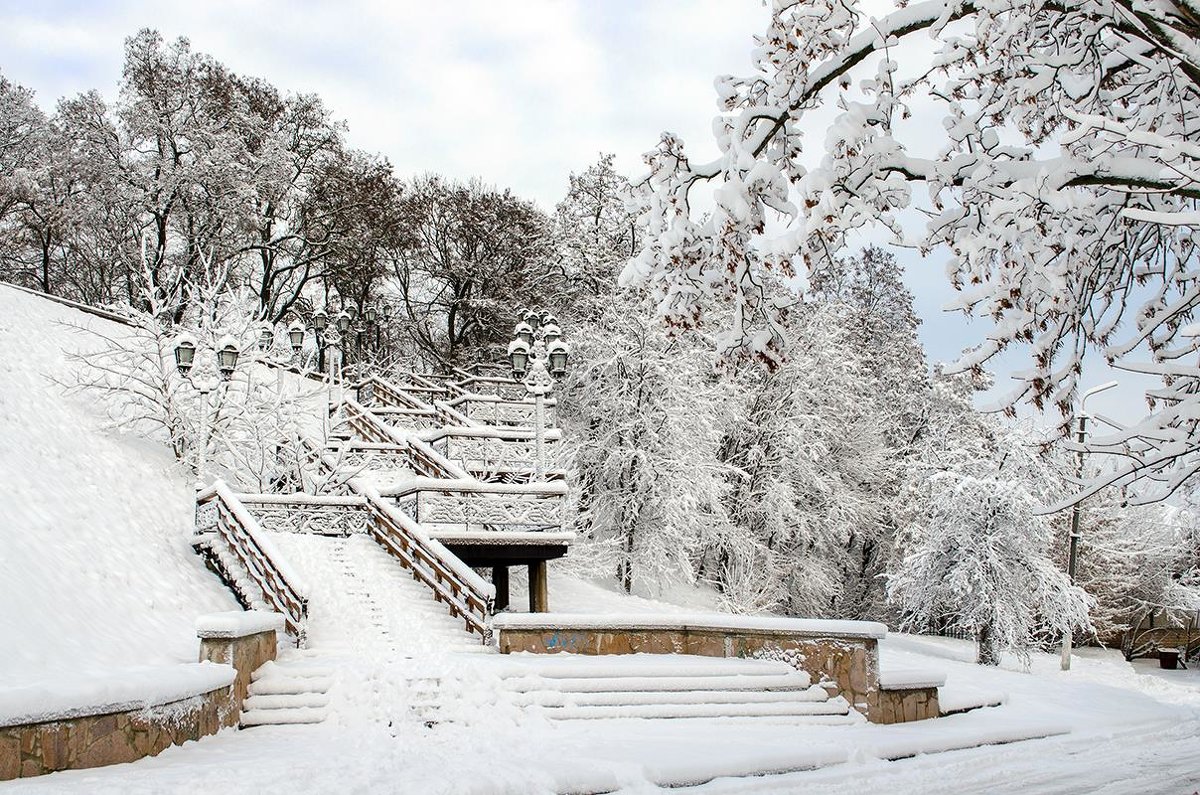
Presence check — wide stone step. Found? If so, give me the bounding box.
[247,676,334,696]
[545,699,851,721]
[506,672,813,694]
[511,658,799,680]
[240,706,329,727]
[514,686,831,708]
[243,693,330,711]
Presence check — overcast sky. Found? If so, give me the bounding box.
[0,0,1149,424]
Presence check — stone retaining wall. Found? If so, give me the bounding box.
[0,686,233,779]
[0,610,282,781]
[495,616,920,723]
[878,685,940,723]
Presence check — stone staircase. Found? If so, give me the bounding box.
[497,655,856,724]
[241,653,334,727]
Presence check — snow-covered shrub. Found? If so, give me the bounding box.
[68,276,324,492]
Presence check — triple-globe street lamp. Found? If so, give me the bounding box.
[507,310,569,480]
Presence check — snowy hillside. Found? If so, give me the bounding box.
[0,285,237,682]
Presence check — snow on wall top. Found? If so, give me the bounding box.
[492,612,888,639]
[878,668,947,689]
[0,284,239,683]
[195,610,286,639]
[0,662,235,728]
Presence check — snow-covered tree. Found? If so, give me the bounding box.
[625,0,1200,497]
[714,301,886,615]
[890,372,1092,664]
[562,291,735,594]
[552,153,641,318]
[807,246,930,618]
[69,258,322,491]
[391,175,555,368]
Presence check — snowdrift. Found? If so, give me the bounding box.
[0,285,237,683]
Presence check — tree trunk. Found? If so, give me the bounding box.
[977,623,1001,666]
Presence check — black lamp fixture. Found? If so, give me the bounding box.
[174,338,196,376]
[508,340,531,378]
[288,320,305,352]
[216,342,240,380]
[547,339,569,377]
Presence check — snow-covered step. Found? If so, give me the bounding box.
[508,657,801,680]
[514,686,831,708]
[246,675,334,696]
[492,652,853,725]
[240,707,329,726]
[506,672,813,693]
[544,699,850,721]
[240,649,337,728]
[250,661,335,682]
[243,693,330,711]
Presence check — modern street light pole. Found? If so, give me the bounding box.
[1061,379,1119,671]
[508,311,570,480]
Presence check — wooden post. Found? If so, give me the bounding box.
[493,565,510,611]
[528,560,549,613]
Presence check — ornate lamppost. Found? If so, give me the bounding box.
[508,311,569,479]
[173,333,240,488]
[312,309,329,373]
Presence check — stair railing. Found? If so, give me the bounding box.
[342,398,471,480]
[354,480,495,642]
[195,480,310,645]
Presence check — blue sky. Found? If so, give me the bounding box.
[0,0,1150,425]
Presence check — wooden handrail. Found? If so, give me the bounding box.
[196,481,309,645]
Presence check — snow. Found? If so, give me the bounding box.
[493,612,889,639]
[0,663,235,727]
[879,669,947,689]
[6,286,1200,791]
[195,610,286,639]
[374,476,568,496]
[0,285,238,684]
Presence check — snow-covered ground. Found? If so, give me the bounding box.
[0,285,237,684]
[6,635,1198,794]
[5,285,1199,793]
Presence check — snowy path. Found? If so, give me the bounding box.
[239,532,496,729]
[266,532,487,658]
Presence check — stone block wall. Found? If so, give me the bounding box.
[0,610,283,782]
[195,610,284,708]
[0,688,232,780]
[877,686,940,723]
[198,628,278,705]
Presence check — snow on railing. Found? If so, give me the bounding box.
[352,479,495,641]
[417,426,564,482]
[343,397,509,483]
[234,492,371,536]
[195,481,310,645]
[445,393,556,428]
[432,399,482,428]
[342,398,471,480]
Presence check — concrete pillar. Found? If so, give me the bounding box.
[493,565,510,611]
[528,560,549,613]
